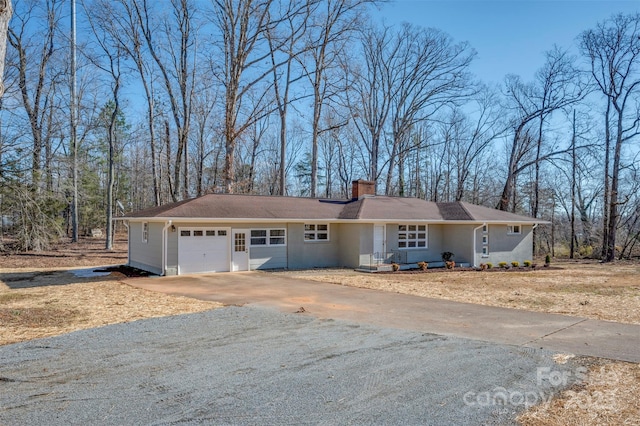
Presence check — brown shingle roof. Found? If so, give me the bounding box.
[126,194,349,220]
[124,194,544,223]
[436,202,473,221]
[458,202,544,223]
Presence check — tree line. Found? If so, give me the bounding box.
[0,0,638,261]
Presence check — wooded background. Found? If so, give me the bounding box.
[0,0,638,261]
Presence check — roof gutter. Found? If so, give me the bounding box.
[472,223,486,268]
[162,220,172,276]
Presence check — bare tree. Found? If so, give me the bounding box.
[384,24,475,196]
[0,0,13,97]
[453,86,506,201]
[347,24,394,189]
[497,47,584,212]
[132,0,198,201]
[8,0,64,186]
[581,13,640,261]
[301,0,372,197]
[105,0,162,206]
[211,0,287,193]
[266,0,315,195]
[83,0,125,250]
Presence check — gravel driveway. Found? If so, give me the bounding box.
[0,306,581,425]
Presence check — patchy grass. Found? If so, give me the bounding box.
[0,307,82,328]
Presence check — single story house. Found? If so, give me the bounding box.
[122,180,545,275]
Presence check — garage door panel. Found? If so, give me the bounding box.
[178,228,230,274]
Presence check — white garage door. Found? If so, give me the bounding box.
[178,228,230,274]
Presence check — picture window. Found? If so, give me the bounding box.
[398,224,427,249]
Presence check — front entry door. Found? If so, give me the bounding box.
[373,224,385,261]
[232,230,249,271]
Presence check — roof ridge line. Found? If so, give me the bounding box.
[354,198,366,219]
[457,201,475,221]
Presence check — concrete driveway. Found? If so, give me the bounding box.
[126,272,640,363]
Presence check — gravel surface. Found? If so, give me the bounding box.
[0,306,581,425]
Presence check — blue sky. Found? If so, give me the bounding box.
[377,1,640,84]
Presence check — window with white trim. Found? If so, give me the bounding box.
[304,224,329,241]
[482,246,489,256]
[250,229,286,246]
[507,225,521,235]
[482,224,488,233]
[482,235,489,244]
[142,222,148,243]
[398,224,427,249]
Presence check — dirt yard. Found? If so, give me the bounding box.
[0,237,221,346]
[1,239,638,425]
[278,261,640,324]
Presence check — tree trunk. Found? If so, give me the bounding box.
[601,100,611,259]
[606,109,624,261]
[0,0,12,97]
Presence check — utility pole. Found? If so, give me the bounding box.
[70,0,79,242]
[570,109,576,259]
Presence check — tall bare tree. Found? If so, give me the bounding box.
[497,47,584,212]
[302,0,372,197]
[581,13,640,261]
[8,0,64,186]
[132,0,197,201]
[347,24,394,189]
[83,0,125,249]
[384,24,475,195]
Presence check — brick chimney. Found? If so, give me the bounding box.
[352,179,375,200]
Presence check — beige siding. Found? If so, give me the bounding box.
[441,224,474,264]
[287,223,340,269]
[337,223,366,268]
[480,224,534,265]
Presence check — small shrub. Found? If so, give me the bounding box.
[417,261,428,271]
[392,263,400,272]
[480,263,487,271]
[523,260,532,267]
[511,261,520,268]
[498,261,508,268]
[445,260,455,269]
[486,262,493,269]
[441,251,455,262]
[545,254,551,265]
[578,245,594,257]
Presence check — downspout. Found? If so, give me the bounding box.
[162,220,172,276]
[472,223,486,268]
[123,220,129,266]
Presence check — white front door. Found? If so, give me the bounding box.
[373,224,385,260]
[231,230,249,272]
